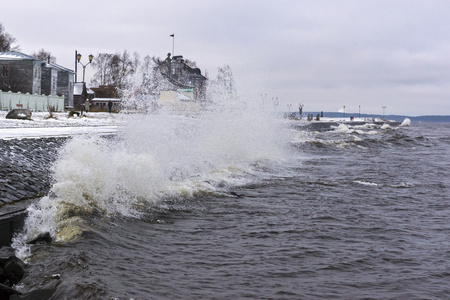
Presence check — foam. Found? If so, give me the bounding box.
[13,104,292,252]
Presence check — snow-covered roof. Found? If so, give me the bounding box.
[74,83,85,95]
[0,51,37,61]
[0,51,74,73]
[45,62,74,74]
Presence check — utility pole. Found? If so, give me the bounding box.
[170,34,175,56]
[75,50,78,82]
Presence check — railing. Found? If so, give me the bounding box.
[0,90,65,112]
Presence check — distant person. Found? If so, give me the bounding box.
[108,100,113,113]
[85,99,90,113]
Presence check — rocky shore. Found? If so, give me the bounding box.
[0,137,68,206]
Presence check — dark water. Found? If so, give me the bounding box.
[13,119,450,299]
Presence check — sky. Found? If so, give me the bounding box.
[1,0,450,116]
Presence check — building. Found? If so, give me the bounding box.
[89,86,120,112]
[0,51,74,109]
[42,62,74,109]
[73,82,88,111]
[157,53,207,101]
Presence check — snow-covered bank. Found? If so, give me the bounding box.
[0,111,122,139]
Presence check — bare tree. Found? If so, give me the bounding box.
[31,49,56,63]
[90,50,137,91]
[216,65,236,96]
[90,53,114,86]
[208,64,237,102]
[138,55,159,95]
[0,23,19,51]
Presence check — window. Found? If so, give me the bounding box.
[2,66,9,77]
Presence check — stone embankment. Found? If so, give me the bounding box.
[0,137,68,246]
[0,137,67,205]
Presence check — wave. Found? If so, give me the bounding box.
[289,119,438,151]
[13,108,292,253]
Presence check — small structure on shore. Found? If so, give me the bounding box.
[90,86,121,112]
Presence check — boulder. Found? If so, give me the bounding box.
[0,283,22,298]
[6,109,32,120]
[10,281,59,300]
[3,256,26,285]
[28,232,53,245]
[67,111,80,118]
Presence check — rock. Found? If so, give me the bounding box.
[28,232,52,245]
[10,280,59,300]
[0,247,15,259]
[3,256,26,285]
[0,282,22,298]
[5,109,32,120]
[67,111,80,118]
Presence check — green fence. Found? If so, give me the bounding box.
[0,91,64,112]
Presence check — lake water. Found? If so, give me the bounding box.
[11,111,450,299]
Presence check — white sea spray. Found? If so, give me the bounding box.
[12,105,292,254]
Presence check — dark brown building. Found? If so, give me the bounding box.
[89,85,121,112]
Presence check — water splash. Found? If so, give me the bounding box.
[13,105,291,253]
[400,118,411,127]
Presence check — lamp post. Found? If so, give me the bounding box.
[76,52,94,83]
[382,106,386,120]
[343,105,346,119]
[287,103,292,112]
[359,105,361,119]
[273,97,279,111]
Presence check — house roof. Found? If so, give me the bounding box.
[44,62,75,74]
[0,51,37,61]
[0,51,74,73]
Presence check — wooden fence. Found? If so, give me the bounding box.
[0,90,65,112]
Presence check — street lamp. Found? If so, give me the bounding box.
[273,97,279,111]
[343,105,346,119]
[76,51,94,83]
[359,105,361,119]
[287,103,292,112]
[382,106,386,120]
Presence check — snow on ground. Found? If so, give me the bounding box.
[0,111,123,139]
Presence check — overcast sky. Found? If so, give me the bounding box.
[2,0,450,116]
